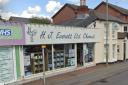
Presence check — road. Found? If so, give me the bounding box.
[9,62,128,85]
[88,69,128,85]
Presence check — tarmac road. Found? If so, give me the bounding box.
[88,68,128,85]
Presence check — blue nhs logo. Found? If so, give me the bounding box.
[0,29,12,36]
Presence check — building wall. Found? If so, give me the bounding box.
[92,20,121,63]
[52,6,76,24]
[95,4,127,21]
[95,42,104,63]
[117,40,124,60]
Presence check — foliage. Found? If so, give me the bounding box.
[0,16,6,22]
[29,17,51,24]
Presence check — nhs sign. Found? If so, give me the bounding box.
[0,29,11,36]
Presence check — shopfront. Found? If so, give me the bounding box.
[23,24,103,78]
[0,22,25,84]
[23,44,76,76]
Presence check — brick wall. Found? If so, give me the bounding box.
[52,6,76,24]
[95,4,128,21]
[52,5,89,24]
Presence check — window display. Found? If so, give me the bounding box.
[23,45,53,76]
[64,44,75,67]
[31,53,43,74]
[54,50,65,68]
[23,44,76,75]
[24,55,31,76]
[24,47,32,76]
[84,43,94,63]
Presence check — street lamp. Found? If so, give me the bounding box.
[106,0,109,66]
[41,45,46,85]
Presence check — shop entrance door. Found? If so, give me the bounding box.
[77,43,83,67]
[84,43,94,65]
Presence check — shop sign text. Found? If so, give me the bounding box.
[0,29,11,36]
[26,26,102,44]
[40,31,95,40]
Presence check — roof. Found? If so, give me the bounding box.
[95,1,128,15]
[52,3,78,18]
[52,3,89,18]
[60,10,127,27]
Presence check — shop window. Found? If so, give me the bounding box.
[117,45,120,53]
[23,45,52,76]
[54,44,65,69]
[84,43,94,63]
[23,46,42,76]
[53,44,75,69]
[64,44,75,67]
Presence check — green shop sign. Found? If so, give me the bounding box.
[0,26,23,39]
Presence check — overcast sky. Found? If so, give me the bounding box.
[0,0,128,20]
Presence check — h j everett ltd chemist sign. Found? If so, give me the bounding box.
[25,25,103,45]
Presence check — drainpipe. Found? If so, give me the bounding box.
[124,36,127,61]
[106,0,109,66]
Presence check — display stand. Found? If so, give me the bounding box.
[31,53,43,74]
[54,50,65,69]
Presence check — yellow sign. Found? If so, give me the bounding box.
[41,45,46,48]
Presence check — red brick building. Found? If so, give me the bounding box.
[52,1,128,24]
[52,0,89,24]
[94,2,128,22]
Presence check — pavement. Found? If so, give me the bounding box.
[8,61,128,85]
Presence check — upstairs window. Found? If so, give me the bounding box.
[124,26,127,32]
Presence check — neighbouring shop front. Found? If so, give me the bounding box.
[23,24,102,77]
[0,22,25,84]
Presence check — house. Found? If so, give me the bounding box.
[53,0,128,62]
[52,0,90,24]
[94,1,128,22]
[60,10,128,63]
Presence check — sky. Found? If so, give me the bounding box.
[0,0,128,20]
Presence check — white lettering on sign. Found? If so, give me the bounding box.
[0,29,11,36]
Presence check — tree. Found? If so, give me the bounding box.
[29,17,51,24]
[0,16,6,22]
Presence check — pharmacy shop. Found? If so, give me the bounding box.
[22,24,103,78]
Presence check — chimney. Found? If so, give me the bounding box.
[80,0,86,6]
